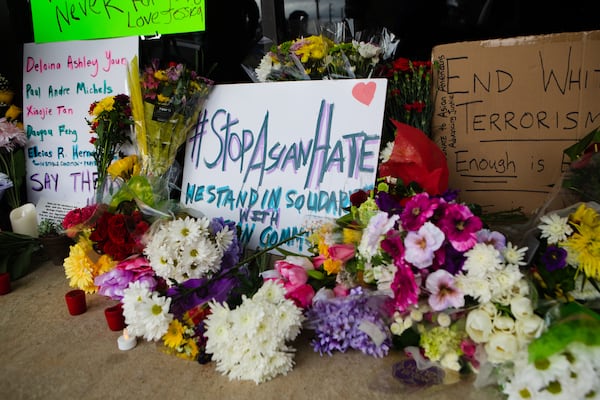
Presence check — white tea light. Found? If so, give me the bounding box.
[117,328,137,351]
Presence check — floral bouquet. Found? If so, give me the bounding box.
[128,58,214,179]
[86,93,133,202]
[498,302,600,400]
[61,203,151,293]
[528,201,600,303]
[254,28,398,82]
[377,57,435,141]
[0,116,26,209]
[111,215,246,361]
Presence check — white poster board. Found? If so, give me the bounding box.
[181,79,387,254]
[22,37,138,209]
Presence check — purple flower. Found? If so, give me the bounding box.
[435,242,466,275]
[209,217,242,269]
[305,287,391,358]
[391,263,419,312]
[400,192,439,231]
[381,230,405,267]
[476,229,506,251]
[404,222,445,269]
[437,202,482,252]
[425,269,464,311]
[375,191,402,215]
[541,245,568,272]
[167,274,239,318]
[95,268,135,301]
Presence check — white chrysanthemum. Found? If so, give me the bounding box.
[255,54,280,82]
[502,242,528,267]
[379,140,394,163]
[179,236,221,279]
[538,213,573,244]
[214,225,235,253]
[205,281,304,384]
[462,243,503,277]
[456,274,492,303]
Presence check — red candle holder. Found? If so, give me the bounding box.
[65,289,87,315]
[104,303,126,331]
[0,272,10,295]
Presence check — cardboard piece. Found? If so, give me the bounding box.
[431,30,600,215]
[180,79,387,254]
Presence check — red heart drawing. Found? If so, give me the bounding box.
[352,81,376,106]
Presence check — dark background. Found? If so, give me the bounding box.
[2,0,599,101]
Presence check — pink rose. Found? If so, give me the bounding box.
[286,284,315,308]
[275,260,309,290]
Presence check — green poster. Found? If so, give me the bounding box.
[30,0,205,43]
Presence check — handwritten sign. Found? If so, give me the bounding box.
[180,79,387,254]
[30,0,205,43]
[431,31,600,214]
[23,37,138,208]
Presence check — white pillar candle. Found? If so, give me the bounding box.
[9,203,39,238]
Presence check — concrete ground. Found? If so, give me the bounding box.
[0,256,503,400]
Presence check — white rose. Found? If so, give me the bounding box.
[515,315,545,345]
[437,312,452,328]
[480,302,499,318]
[492,315,515,334]
[484,332,519,364]
[510,297,534,320]
[466,309,494,343]
[441,352,461,371]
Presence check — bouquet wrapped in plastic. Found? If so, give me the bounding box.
[128,58,214,178]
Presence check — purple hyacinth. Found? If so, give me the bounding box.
[305,287,392,358]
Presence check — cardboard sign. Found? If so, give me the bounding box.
[180,79,387,254]
[30,0,205,43]
[22,37,138,208]
[431,31,600,214]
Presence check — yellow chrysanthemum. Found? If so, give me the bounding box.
[96,254,116,276]
[63,242,96,293]
[107,155,141,180]
[565,224,600,280]
[570,203,600,228]
[92,96,115,116]
[163,319,186,349]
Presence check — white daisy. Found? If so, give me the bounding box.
[538,213,573,244]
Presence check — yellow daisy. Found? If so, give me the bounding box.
[163,319,186,349]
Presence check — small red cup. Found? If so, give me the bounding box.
[0,272,10,295]
[65,289,87,315]
[104,303,126,331]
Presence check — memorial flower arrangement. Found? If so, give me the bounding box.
[61,203,151,293]
[377,57,435,141]
[86,93,133,201]
[254,28,398,82]
[128,58,214,178]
